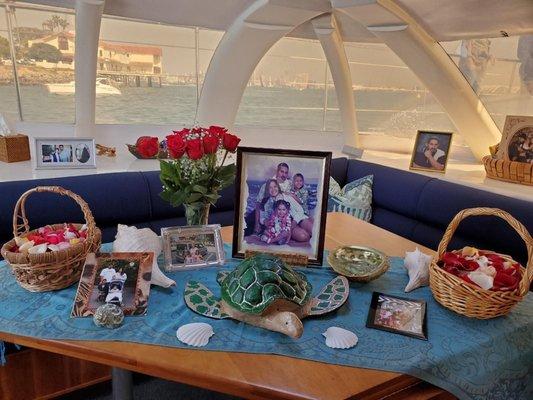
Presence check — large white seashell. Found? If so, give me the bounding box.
[57,242,71,251]
[176,322,214,347]
[403,247,432,292]
[18,240,35,253]
[322,327,358,349]
[113,224,175,288]
[27,243,48,254]
[468,270,494,290]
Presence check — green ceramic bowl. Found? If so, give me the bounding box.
[327,246,389,282]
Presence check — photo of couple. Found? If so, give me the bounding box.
[42,144,73,163]
[234,148,331,264]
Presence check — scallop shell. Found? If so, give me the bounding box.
[113,224,175,288]
[48,244,60,252]
[322,327,358,349]
[28,243,48,254]
[176,323,214,347]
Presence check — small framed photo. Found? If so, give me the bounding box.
[35,137,96,169]
[71,252,154,317]
[366,292,427,340]
[233,147,331,265]
[161,224,225,271]
[409,130,453,173]
[496,115,533,164]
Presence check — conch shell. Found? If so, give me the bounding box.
[112,224,175,288]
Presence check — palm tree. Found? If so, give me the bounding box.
[58,18,69,31]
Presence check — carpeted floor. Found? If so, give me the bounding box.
[56,373,243,400]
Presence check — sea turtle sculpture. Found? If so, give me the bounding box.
[184,253,350,338]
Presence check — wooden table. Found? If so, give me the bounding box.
[0,213,454,400]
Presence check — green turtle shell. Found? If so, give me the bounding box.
[220,254,312,314]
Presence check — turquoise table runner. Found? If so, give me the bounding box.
[0,243,532,400]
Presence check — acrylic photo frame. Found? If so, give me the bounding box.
[161,224,225,271]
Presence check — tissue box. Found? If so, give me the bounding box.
[0,134,31,163]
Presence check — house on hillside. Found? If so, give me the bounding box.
[28,31,162,74]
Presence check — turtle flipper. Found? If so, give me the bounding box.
[308,276,349,316]
[184,281,229,319]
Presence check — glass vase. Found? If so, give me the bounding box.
[184,202,210,226]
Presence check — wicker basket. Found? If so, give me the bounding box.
[482,155,533,186]
[0,186,101,292]
[429,207,532,319]
[0,134,31,163]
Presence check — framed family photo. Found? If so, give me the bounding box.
[366,292,427,340]
[232,147,331,265]
[409,130,453,173]
[496,115,533,164]
[161,224,225,271]
[71,252,154,317]
[35,137,96,169]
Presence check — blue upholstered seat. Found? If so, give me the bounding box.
[0,158,531,264]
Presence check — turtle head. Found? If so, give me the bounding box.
[271,312,303,339]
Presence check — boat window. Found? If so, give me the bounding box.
[236,37,340,132]
[441,35,533,130]
[344,42,456,139]
[0,4,75,123]
[96,17,223,125]
[0,7,18,122]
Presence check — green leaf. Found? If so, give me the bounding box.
[170,191,189,206]
[192,185,207,194]
[187,192,203,203]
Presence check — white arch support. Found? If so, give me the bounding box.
[196,0,329,128]
[333,0,501,160]
[311,13,361,155]
[75,0,105,137]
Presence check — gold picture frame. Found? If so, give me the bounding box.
[495,115,533,163]
[409,130,453,173]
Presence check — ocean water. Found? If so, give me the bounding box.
[0,84,454,134]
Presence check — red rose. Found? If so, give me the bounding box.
[203,134,219,154]
[166,134,187,159]
[187,138,204,160]
[222,132,241,152]
[208,125,227,137]
[136,136,159,158]
[172,128,190,137]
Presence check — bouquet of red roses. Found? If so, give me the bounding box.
[159,126,241,225]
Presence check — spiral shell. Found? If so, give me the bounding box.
[176,323,214,347]
[113,224,175,288]
[93,303,124,329]
[322,327,358,349]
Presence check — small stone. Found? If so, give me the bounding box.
[93,303,124,329]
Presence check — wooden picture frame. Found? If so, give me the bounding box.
[495,115,533,163]
[71,252,154,317]
[34,137,96,169]
[232,147,331,266]
[366,292,427,340]
[161,224,225,271]
[409,130,453,173]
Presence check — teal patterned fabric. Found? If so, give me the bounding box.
[0,243,532,400]
[328,175,373,221]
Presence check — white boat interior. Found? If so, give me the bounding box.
[0,1,532,399]
[0,0,531,200]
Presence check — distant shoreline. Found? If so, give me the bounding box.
[0,65,74,85]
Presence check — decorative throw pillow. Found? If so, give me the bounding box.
[327,175,373,221]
